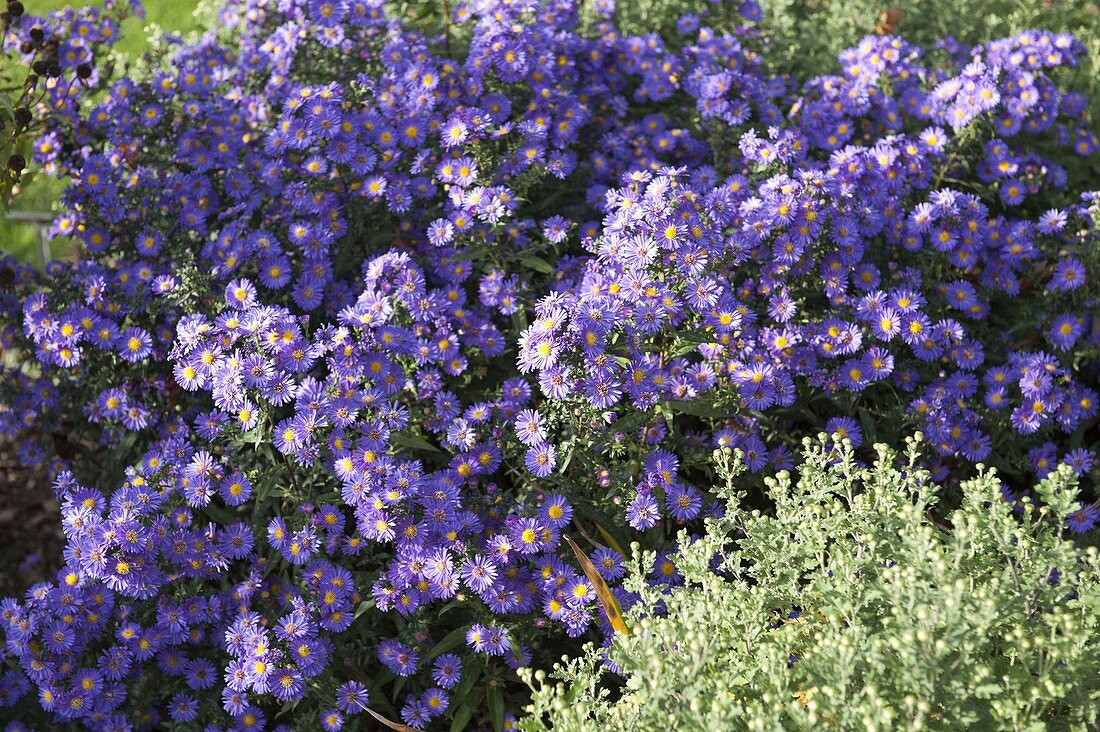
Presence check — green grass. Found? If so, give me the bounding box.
[1,0,202,266]
[757,0,1100,112]
[35,0,203,57]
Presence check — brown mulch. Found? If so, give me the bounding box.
[0,442,63,598]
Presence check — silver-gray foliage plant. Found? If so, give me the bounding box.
[520,434,1100,731]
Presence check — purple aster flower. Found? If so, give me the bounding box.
[219,523,255,560]
[960,430,991,462]
[168,693,199,723]
[117,327,153,362]
[183,658,216,690]
[739,0,762,21]
[591,547,625,581]
[482,626,511,656]
[1063,448,1094,476]
[152,275,177,295]
[234,400,260,432]
[442,119,469,147]
[502,377,532,406]
[514,408,546,447]
[524,442,557,477]
[1000,179,1026,205]
[945,280,978,311]
[739,435,769,472]
[1050,258,1086,291]
[626,492,660,530]
[321,709,345,732]
[862,347,894,380]
[427,219,454,247]
[535,366,572,400]
[460,555,497,593]
[1028,443,1059,477]
[652,551,682,585]
[518,333,560,373]
[273,417,307,454]
[1049,314,1083,350]
[431,654,462,690]
[584,375,623,409]
[539,493,573,529]
[267,517,289,551]
[421,688,449,718]
[541,215,570,244]
[272,666,305,702]
[918,126,947,151]
[220,472,253,506]
[402,698,431,729]
[173,359,207,391]
[283,527,319,565]
[221,687,250,716]
[1037,208,1067,234]
[465,623,490,653]
[666,484,703,521]
[226,279,258,310]
[335,680,369,713]
[444,418,477,450]
[512,518,546,554]
[377,639,418,677]
[1067,503,1099,533]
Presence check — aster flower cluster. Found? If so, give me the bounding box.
[0,256,64,471]
[0,0,1098,730]
[524,162,1097,498]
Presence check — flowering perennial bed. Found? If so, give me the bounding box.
[0,0,1097,729]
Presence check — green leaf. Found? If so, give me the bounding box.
[201,503,237,526]
[661,398,729,418]
[857,409,878,447]
[392,676,407,705]
[486,686,505,732]
[511,309,529,333]
[239,426,266,444]
[0,92,14,123]
[672,340,705,358]
[434,598,464,618]
[450,667,480,704]
[391,431,444,454]
[424,624,469,664]
[519,255,554,274]
[558,441,575,473]
[449,693,481,732]
[676,328,717,344]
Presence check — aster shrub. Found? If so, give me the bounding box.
[0,0,1097,730]
[521,435,1100,731]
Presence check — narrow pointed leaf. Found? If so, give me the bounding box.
[449,701,478,732]
[519,255,554,274]
[424,623,469,663]
[594,521,627,558]
[486,686,505,731]
[564,534,631,635]
[365,708,417,731]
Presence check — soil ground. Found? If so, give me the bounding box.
[0,443,62,597]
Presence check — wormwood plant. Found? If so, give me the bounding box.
[521,435,1100,731]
